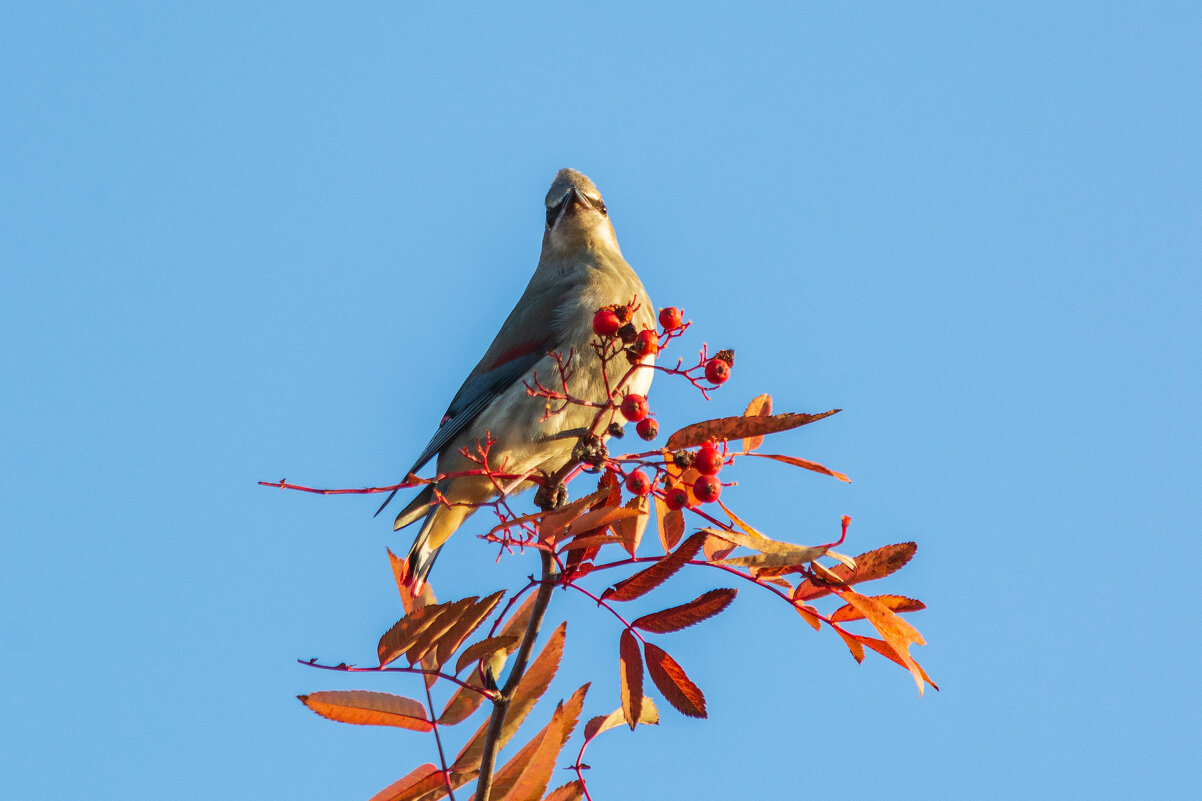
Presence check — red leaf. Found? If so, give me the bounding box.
[665,409,840,451]
[853,634,940,691]
[434,591,504,668]
[643,643,706,718]
[368,764,446,801]
[619,629,643,729]
[632,588,737,634]
[793,542,917,601]
[542,781,585,801]
[298,691,432,732]
[746,452,851,483]
[603,532,706,602]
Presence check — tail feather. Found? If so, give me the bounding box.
[400,496,473,591]
[393,485,436,531]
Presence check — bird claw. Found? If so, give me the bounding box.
[534,480,569,510]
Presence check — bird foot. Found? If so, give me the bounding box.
[534,480,569,510]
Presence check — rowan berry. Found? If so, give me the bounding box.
[704,357,731,384]
[694,443,723,476]
[593,308,621,337]
[620,393,648,422]
[664,486,689,511]
[635,417,658,441]
[625,469,652,496]
[692,475,722,503]
[658,306,683,331]
[633,329,659,356]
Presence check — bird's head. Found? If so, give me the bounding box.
[542,168,619,254]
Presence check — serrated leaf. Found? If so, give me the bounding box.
[699,526,829,569]
[455,634,521,675]
[619,629,643,729]
[853,634,940,691]
[434,591,505,668]
[299,691,433,732]
[493,684,589,801]
[583,697,660,741]
[537,488,612,541]
[643,643,706,718]
[795,603,822,630]
[407,597,478,666]
[542,781,585,801]
[438,679,490,726]
[378,603,449,667]
[830,594,925,623]
[603,532,706,602]
[500,623,567,748]
[746,452,851,482]
[612,495,649,557]
[632,588,737,634]
[793,542,918,601]
[741,394,772,452]
[833,589,927,694]
[665,409,840,451]
[833,625,866,663]
[368,764,445,801]
[551,505,642,549]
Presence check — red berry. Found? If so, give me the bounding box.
[634,328,659,356]
[635,417,658,441]
[692,475,722,503]
[664,486,689,510]
[620,393,648,422]
[694,444,723,476]
[704,357,731,384]
[625,469,652,496]
[658,306,683,330]
[593,309,621,337]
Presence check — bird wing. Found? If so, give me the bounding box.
[374,272,575,517]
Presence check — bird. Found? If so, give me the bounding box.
[381,169,655,590]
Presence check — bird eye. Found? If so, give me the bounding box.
[546,205,558,228]
[596,200,607,216]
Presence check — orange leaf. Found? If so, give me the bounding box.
[501,623,567,748]
[653,494,685,551]
[830,594,925,623]
[603,532,706,602]
[643,643,706,718]
[833,625,866,663]
[702,531,736,561]
[542,781,585,801]
[747,452,851,483]
[583,697,659,741]
[741,393,773,452]
[619,629,643,730]
[551,505,642,548]
[434,591,505,669]
[795,603,822,631]
[454,634,520,676]
[492,684,589,801]
[407,597,477,666]
[833,589,927,694]
[665,409,840,451]
[368,764,445,801]
[793,542,917,601]
[612,495,649,557]
[632,588,737,634]
[438,679,490,726]
[298,691,433,732]
[378,602,450,667]
[537,488,612,541]
[854,634,940,691]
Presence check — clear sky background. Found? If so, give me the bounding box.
[3,3,1200,800]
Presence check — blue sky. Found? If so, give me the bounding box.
[3,3,1199,799]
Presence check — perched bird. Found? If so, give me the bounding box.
[382,169,655,589]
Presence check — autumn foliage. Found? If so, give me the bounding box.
[267,304,934,801]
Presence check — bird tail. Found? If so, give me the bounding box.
[395,486,472,592]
